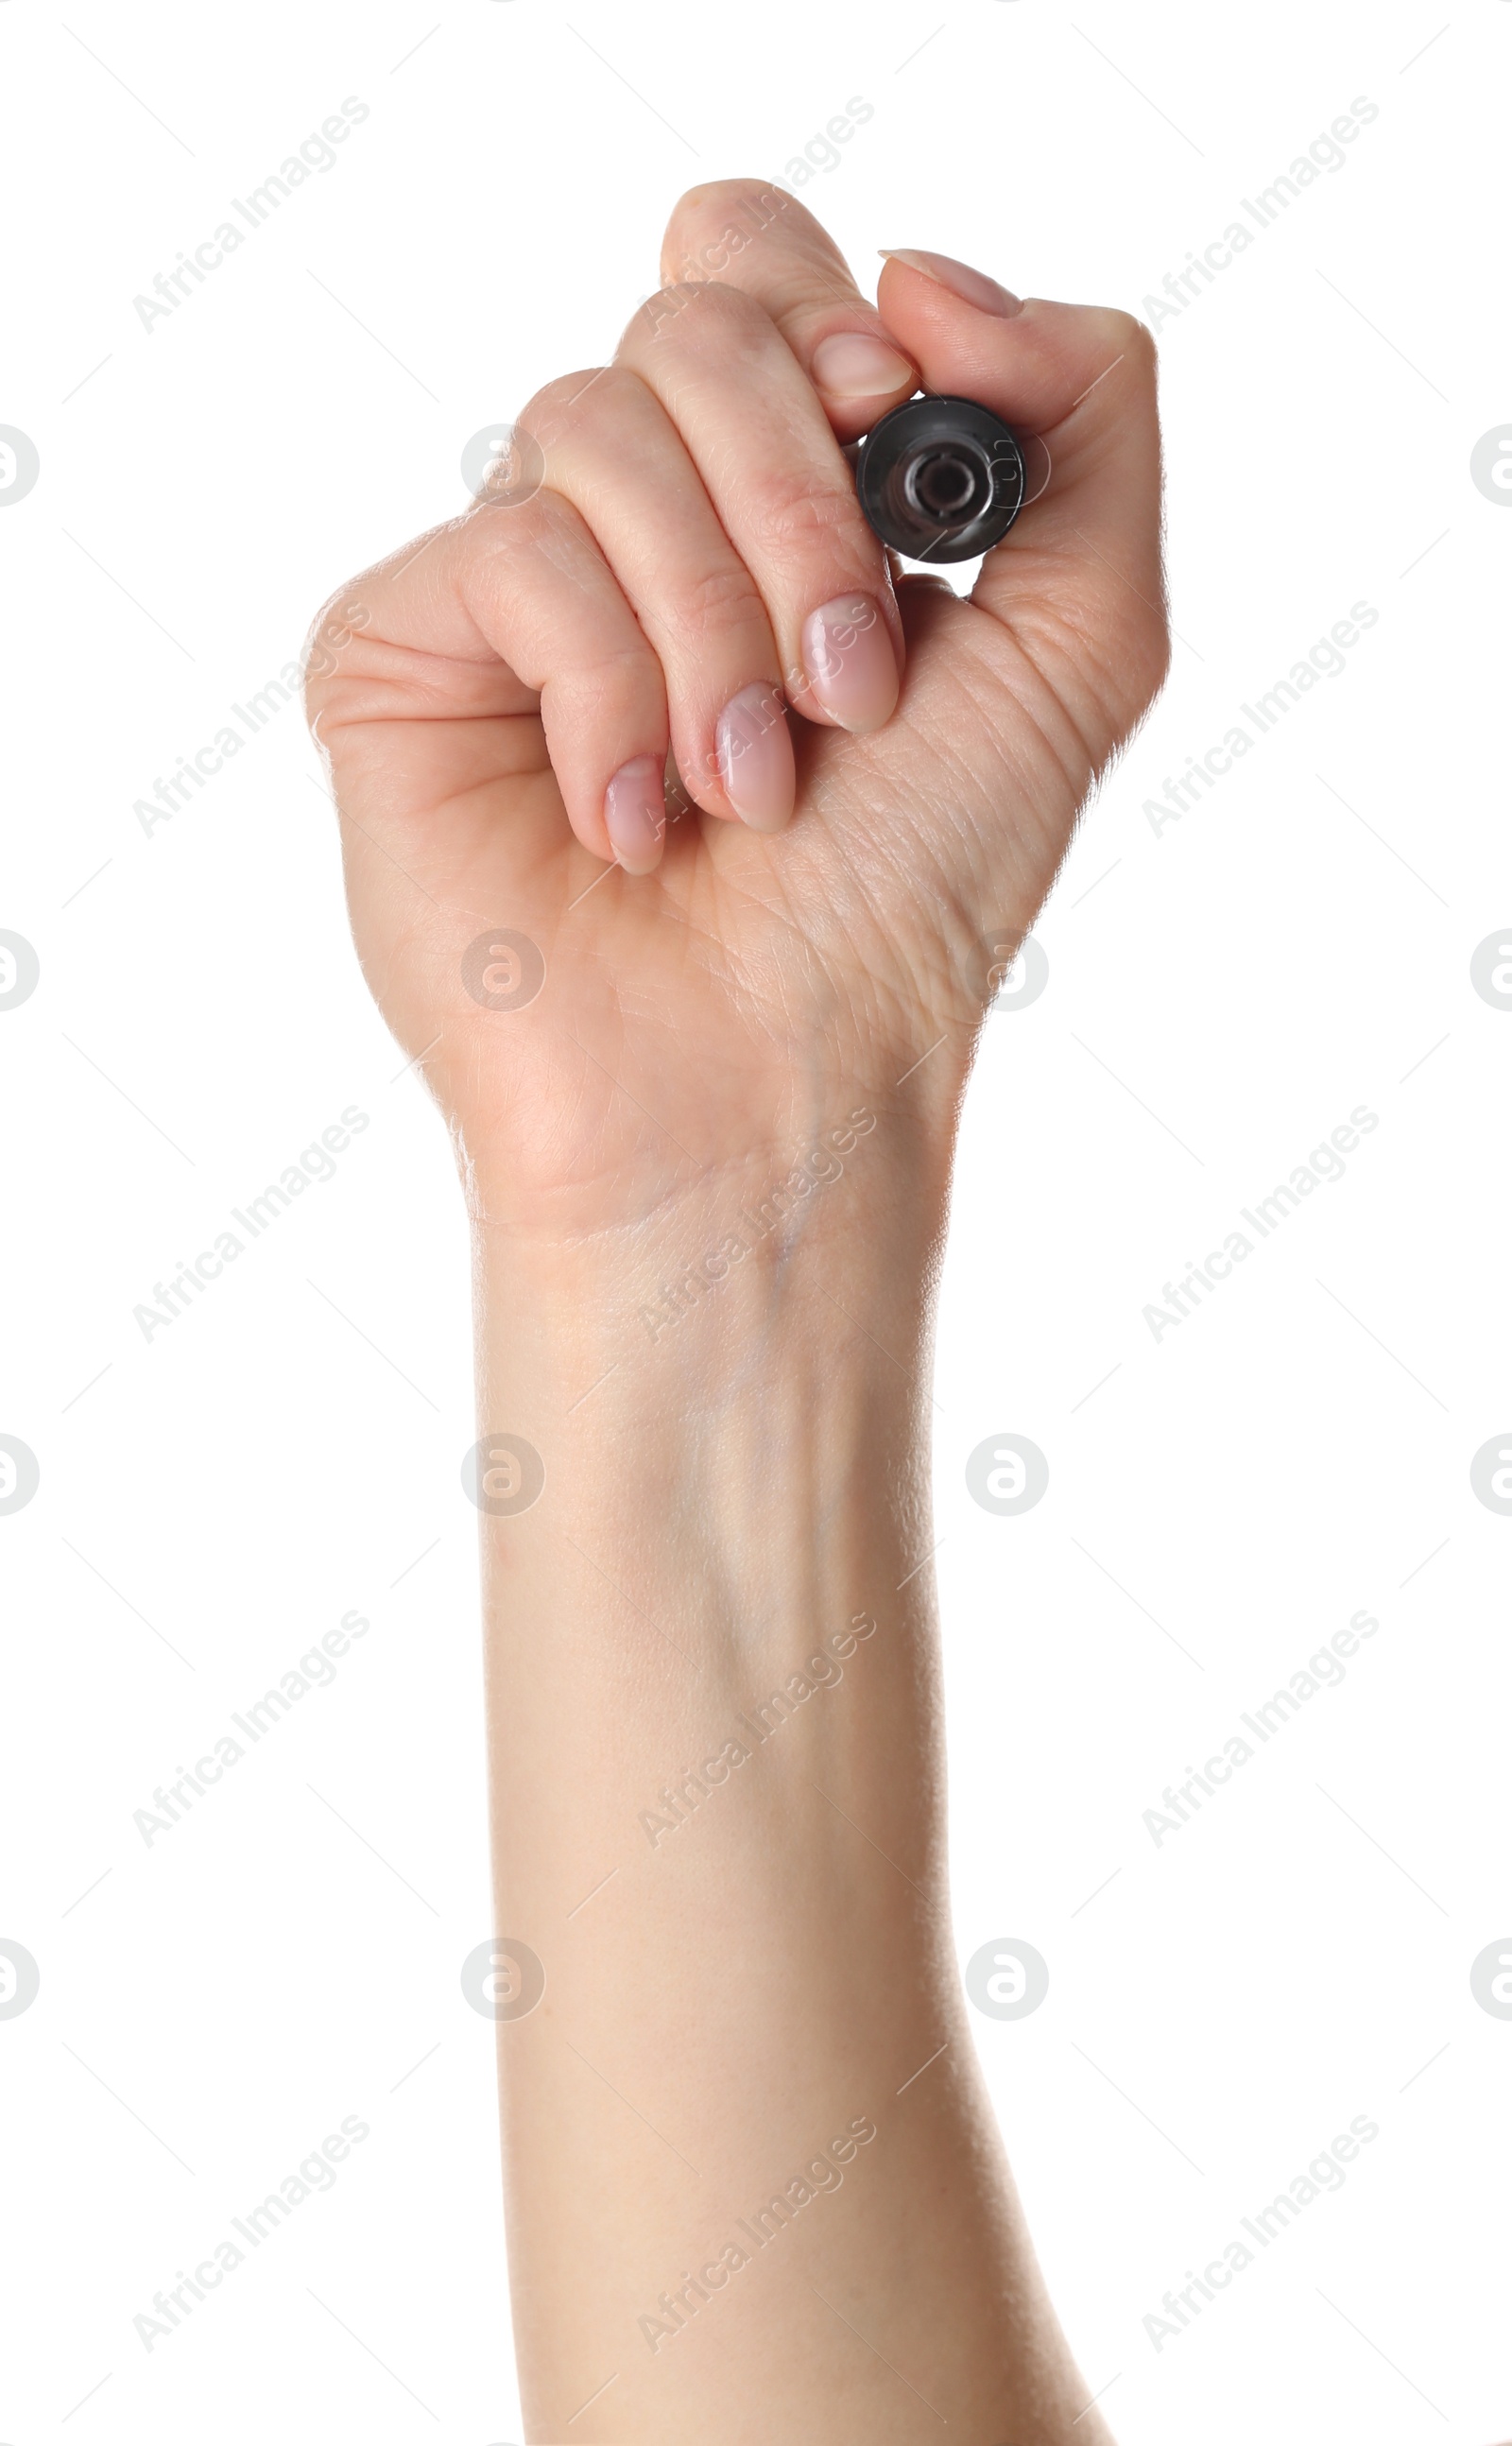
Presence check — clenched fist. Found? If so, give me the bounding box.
[305,180,1165,1239]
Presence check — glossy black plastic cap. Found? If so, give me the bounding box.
[854,394,1025,563]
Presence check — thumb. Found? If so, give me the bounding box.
[874,252,1167,731]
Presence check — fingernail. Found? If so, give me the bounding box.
[811,330,916,399]
[879,249,1022,318]
[603,754,665,874]
[801,594,898,734]
[715,683,796,833]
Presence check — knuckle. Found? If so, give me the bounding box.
[663,560,766,640]
[671,176,775,222]
[302,575,377,712]
[621,278,769,358]
[517,365,620,440]
[583,639,659,686]
[547,638,662,723]
[618,284,701,352]
[1093,304,1158,372]
[749,470,872,564]
[688,283,771,348]
[662,179,793,280]
[1123,312,1160,370]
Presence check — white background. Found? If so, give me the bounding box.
[2,2,1507,2439]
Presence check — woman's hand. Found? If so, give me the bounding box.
[305,181,1166,1242]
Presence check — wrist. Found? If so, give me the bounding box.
[465,1104,952,1673]
[468,1094,952,1390]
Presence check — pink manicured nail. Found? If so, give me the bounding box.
[811,330,916,399]
[800,595,898,733]
[879,249,1022,318]
[715,683,796,833]
[603,754,665,873]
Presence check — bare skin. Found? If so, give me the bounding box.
[307,181,1166,2444]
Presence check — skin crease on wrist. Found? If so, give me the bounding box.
[307,177,1171,2441]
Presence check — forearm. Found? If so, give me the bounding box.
[471,1128,1106,2442]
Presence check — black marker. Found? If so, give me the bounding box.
[852,394,1025,563]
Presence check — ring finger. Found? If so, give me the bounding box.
[522,364,795,831]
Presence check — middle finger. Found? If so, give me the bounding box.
[616,282,903,736]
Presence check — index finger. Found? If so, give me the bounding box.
[661,179,919,439]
